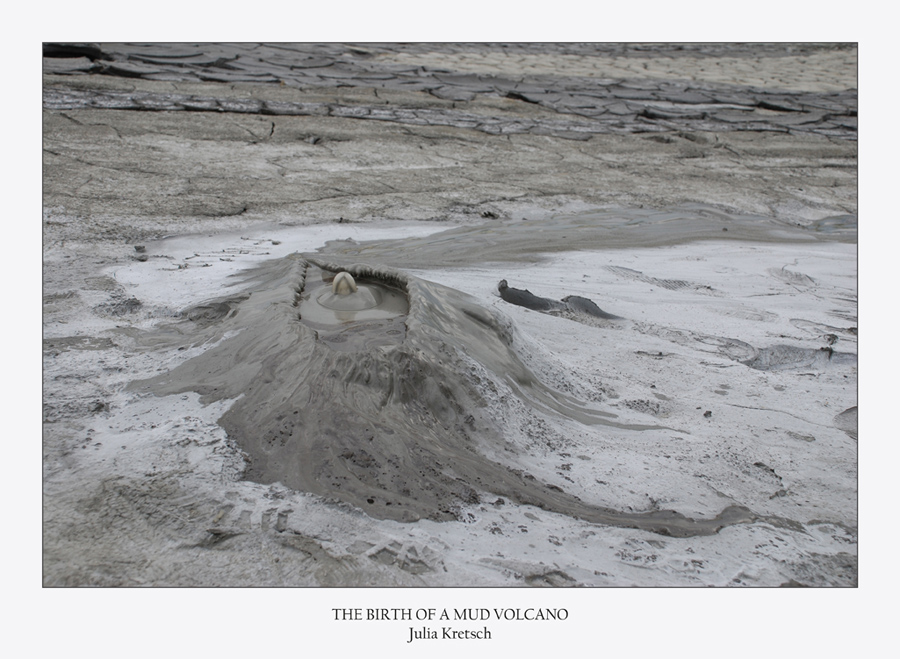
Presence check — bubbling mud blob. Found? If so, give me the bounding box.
[317,271,380,311]
[332,271,357,295]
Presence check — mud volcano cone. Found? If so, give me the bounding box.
[131,255,752,535]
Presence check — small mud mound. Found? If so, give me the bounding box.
[129,254,754,537]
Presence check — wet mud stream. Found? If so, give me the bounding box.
[314,204,857,269]
[129,206,856,538]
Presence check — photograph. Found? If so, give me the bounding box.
[42,41,857,593]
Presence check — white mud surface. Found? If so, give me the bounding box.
[42,214,856,587]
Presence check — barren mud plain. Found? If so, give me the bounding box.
[42,43,857,586]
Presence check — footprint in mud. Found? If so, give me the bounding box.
[605,265,718,294]
[623,399,670,417]
[129,254,754,538]
[481,556,578,586]
[524,569,577,587]
[790,319,857,345]
[768,265,816,287]
[615,538,662,565]
[713,306,778,323]
[647,327,856,371]
[363,541,442,574]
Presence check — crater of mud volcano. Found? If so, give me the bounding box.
[297,265,409,352]
[131,255,750,536]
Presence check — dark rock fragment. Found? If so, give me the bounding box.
[43,43,105,60]
[43,57,97,74]
[506,91,540,104]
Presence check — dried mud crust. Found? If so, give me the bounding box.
[42,470,447,586]
[41,102,856,239]
[44,42,857,139]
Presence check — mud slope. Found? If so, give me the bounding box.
[130,255,751,537]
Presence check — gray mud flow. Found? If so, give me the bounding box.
[129,253,752,537]
[315,204,857,269]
